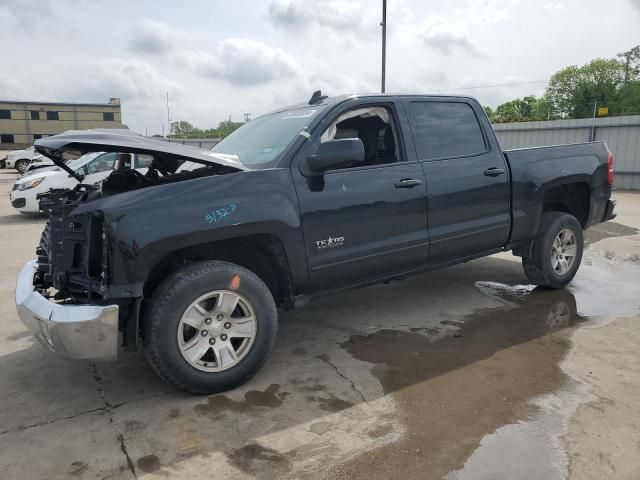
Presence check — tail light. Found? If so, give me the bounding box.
[607,152,614,186]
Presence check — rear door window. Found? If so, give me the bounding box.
[408,101,486,160]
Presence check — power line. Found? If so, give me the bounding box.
[433,79,548,92]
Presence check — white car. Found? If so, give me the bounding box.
[23,156,55,175]
[6,147,43,173]
[10,151,153,213]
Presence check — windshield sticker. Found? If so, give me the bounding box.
[205,204,237,224]
[261,147,274,154]
[282,109,316,120]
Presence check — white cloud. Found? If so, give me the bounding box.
[423,28,477,56]
[81,58,181,100]
[268,0,377,33]
[179,38,303,86]
[129,19,184,54]
[305,71,376,96]
[0,74,33,99]
[543,2,566,11]
[0,0,56,29]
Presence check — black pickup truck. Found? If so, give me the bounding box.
[15,92,616,394]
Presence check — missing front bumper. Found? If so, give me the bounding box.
[15,259,119,360]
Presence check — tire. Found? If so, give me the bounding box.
[15,159,29,173]
[522,211,583,288]
[142,260,278,395]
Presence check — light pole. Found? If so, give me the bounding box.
[381,0,387,93]
[166,92,171,142]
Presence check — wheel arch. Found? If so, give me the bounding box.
[143,233,295,310]
[542,180,591,227]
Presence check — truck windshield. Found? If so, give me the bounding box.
[210,107,322,169]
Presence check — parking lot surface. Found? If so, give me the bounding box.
[1,169,639,480]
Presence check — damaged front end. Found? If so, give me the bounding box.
[16,128,246,359]
[12,183,121,360]
[35,184,110,304]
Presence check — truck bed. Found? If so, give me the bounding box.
[504,141,612,248]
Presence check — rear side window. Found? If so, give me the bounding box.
[409,102,486,160]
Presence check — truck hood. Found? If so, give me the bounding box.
[34,129,246,181]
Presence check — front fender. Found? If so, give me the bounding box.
[91,169,306,296]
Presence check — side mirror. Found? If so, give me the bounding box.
[301,138,365,175]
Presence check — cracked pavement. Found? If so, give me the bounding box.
[1,169,640,480]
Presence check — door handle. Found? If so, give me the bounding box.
[484,167,505,177]
[394,178,423,188]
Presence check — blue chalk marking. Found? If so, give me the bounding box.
[205,204,237,224]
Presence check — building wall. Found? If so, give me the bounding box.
[494,115,640,190]
[0,98,122,150]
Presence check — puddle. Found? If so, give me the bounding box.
[330,285,583,479]
[331,248,640,480]
[136,454,161,473]
[193,383,287,418]
[226,443,291,478]
[583,221,638,247]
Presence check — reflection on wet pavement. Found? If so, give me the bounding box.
[329,284,584,479]
[583,221,638,247]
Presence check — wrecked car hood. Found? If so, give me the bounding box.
[34,128,247,180]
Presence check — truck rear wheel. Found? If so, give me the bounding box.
[522,211,583,288]
[142,261,278,394]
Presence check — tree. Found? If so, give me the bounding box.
[492,96,551,123]
[171,121,200,138]
[617,46,640,115]
[483,105,495,121]
[169,118,244,139]
[485,45,640,123]
[216,118,244,138]
[617,46,640,84]
[545,59,627,118]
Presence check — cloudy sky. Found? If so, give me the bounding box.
[2,0,639,134]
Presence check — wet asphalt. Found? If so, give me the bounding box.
[0,169,639,480]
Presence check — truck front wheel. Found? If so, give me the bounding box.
[142,261,278,394]
[522,211,584,288]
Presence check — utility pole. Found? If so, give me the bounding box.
[624,53,630,87]
[166,92,171,142]
[380,0,387,93]
[590,101,597,142]
[243,113,252,122]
